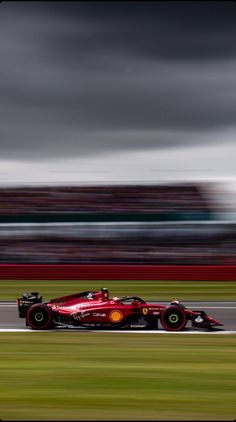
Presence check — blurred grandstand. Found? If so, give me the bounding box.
[0,182,215,222]
[0,181,235,265]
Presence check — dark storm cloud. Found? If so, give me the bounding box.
[0,1,236,159]
[26,1,236,61]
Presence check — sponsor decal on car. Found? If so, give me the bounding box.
[70,310,91,321]
[195,315,204,323]
[77,302,104,308]
[93,312,106,317]
[52,304,60,310]
[142,308,148,315]
[109,310,123,323]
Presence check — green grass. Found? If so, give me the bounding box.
[1,280,235,420]
[0,333,235,420]
[1,279,236,301]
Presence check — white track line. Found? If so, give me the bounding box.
[192,306,236,309]
[0,328,235,334]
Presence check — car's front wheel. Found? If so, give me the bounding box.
[160,306,187,331]
[26,304,54,330]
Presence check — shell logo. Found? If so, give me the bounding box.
[109,310,123,323]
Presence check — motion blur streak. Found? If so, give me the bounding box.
[0,182,235,266]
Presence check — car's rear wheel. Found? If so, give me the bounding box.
[160,306,187,331]
[27,304,54,330]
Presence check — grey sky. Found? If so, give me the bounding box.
[0,1,236,183]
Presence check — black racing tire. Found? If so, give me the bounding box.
[26,304,54,330]
[160,305,187,331]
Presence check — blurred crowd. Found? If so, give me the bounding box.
[0,222,235,265]
[0,236,235,264]
[0,183,234,265]
[0,184,213,219]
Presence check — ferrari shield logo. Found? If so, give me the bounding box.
[142,308,148,315]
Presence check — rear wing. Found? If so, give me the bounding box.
[17,292,42,318]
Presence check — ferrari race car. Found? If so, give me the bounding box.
[17,287,223,331]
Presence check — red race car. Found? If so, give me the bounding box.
[17,287,223,331]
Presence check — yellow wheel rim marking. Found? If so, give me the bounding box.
[35,312,44,322]
[169,314,179,323]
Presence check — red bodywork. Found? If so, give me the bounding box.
[18,288,223,331]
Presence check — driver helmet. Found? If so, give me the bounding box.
[101,288,109,301]
[171,300,180,306]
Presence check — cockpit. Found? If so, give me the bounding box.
[111,295,146,305]
[97,289,147,305]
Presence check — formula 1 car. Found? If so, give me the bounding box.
[17,287,223,331]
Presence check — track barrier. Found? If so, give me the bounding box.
[0,264,236,280]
